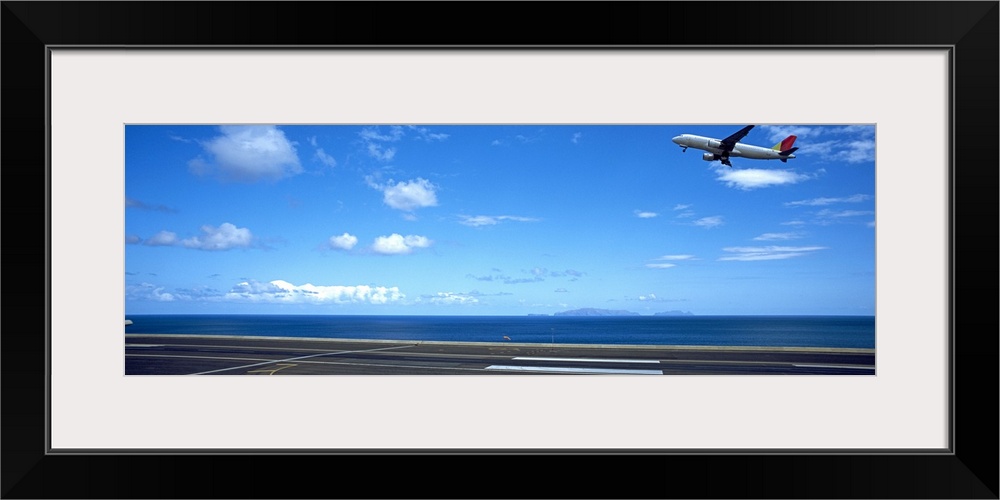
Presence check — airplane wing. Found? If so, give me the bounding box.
[719,125,754,152]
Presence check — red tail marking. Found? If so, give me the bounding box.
[781,135,797,151]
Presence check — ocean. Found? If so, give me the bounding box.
[123,315,876,349]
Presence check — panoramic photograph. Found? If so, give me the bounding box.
[124,124,876,375]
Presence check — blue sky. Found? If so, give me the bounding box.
[125,124,875,316]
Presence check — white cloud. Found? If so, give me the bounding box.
[367,143,396,161]
[716,168,810,190]
[761,126,822,143]
[329,233,358,250]
[725,245,826,253]
[229,279,283,294]
[408,125,449,142]
[815,209,875,219]
[370,178,438,212]
[634,210,658,219]
[225,279,404,305]
[834,139,875,163]
[785,194,871,207]
[762,125,875,164]
[459,215,498,227]
[372,233,432,254]
[655,254,694,261]
[128,279,407,305]
[458,215,539,227]
[720,245,826,261]
[670,203,695,219]
[799,139,836,158]
[144,230,179,246]
[126,282,177,301]
[571,132,582,144]
[782,196,874,226]
[360,126,403,161]
[693,216,724,228]
[181,223,253,251]
[193,125,302,182]
[753,232,803,241]
[141,223,253,250]
[427,292,479,305]
[834,125,876,136]
[315,148,337,168]
[360,126,404,142]
[647,254,689,269]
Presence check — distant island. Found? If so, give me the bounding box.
[553,308,641,317]
[654,310,694,316]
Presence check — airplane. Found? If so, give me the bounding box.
[671,125,798,168]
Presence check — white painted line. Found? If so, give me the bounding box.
[512,357,660,364]
[125,342,354,353]
[486,365,663,375]
[127,354,272,363]
[793,364,875,370]
[128,354,490,374]
[295,359,489,373]
[189,344,416,375]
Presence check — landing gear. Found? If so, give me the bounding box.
[680,146,687,152]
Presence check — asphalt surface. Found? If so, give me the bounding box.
[125,334,876,375]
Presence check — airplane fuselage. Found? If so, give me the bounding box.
[671,134,796,161]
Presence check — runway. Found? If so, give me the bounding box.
[125,334,876,375]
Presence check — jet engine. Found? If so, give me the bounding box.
[702,153,719,162]
[706,139,722,149]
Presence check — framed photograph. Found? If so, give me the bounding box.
[120,121,878,379]
[5,2,996,498]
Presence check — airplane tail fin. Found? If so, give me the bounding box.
[772,135,797,152]
[779,146,799,163]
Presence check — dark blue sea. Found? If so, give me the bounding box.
[124,315,875,349]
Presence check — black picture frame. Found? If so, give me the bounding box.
[4,2,997,498]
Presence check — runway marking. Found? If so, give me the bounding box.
[124,342,366,353]
[247,363,297,375]
[128,354,489,374]
[127,354,273,362]
[793,364,875,370]
[295,359,490,373]
[512,357,660,365]
[486,365,663,375]
[189,344,417,375]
